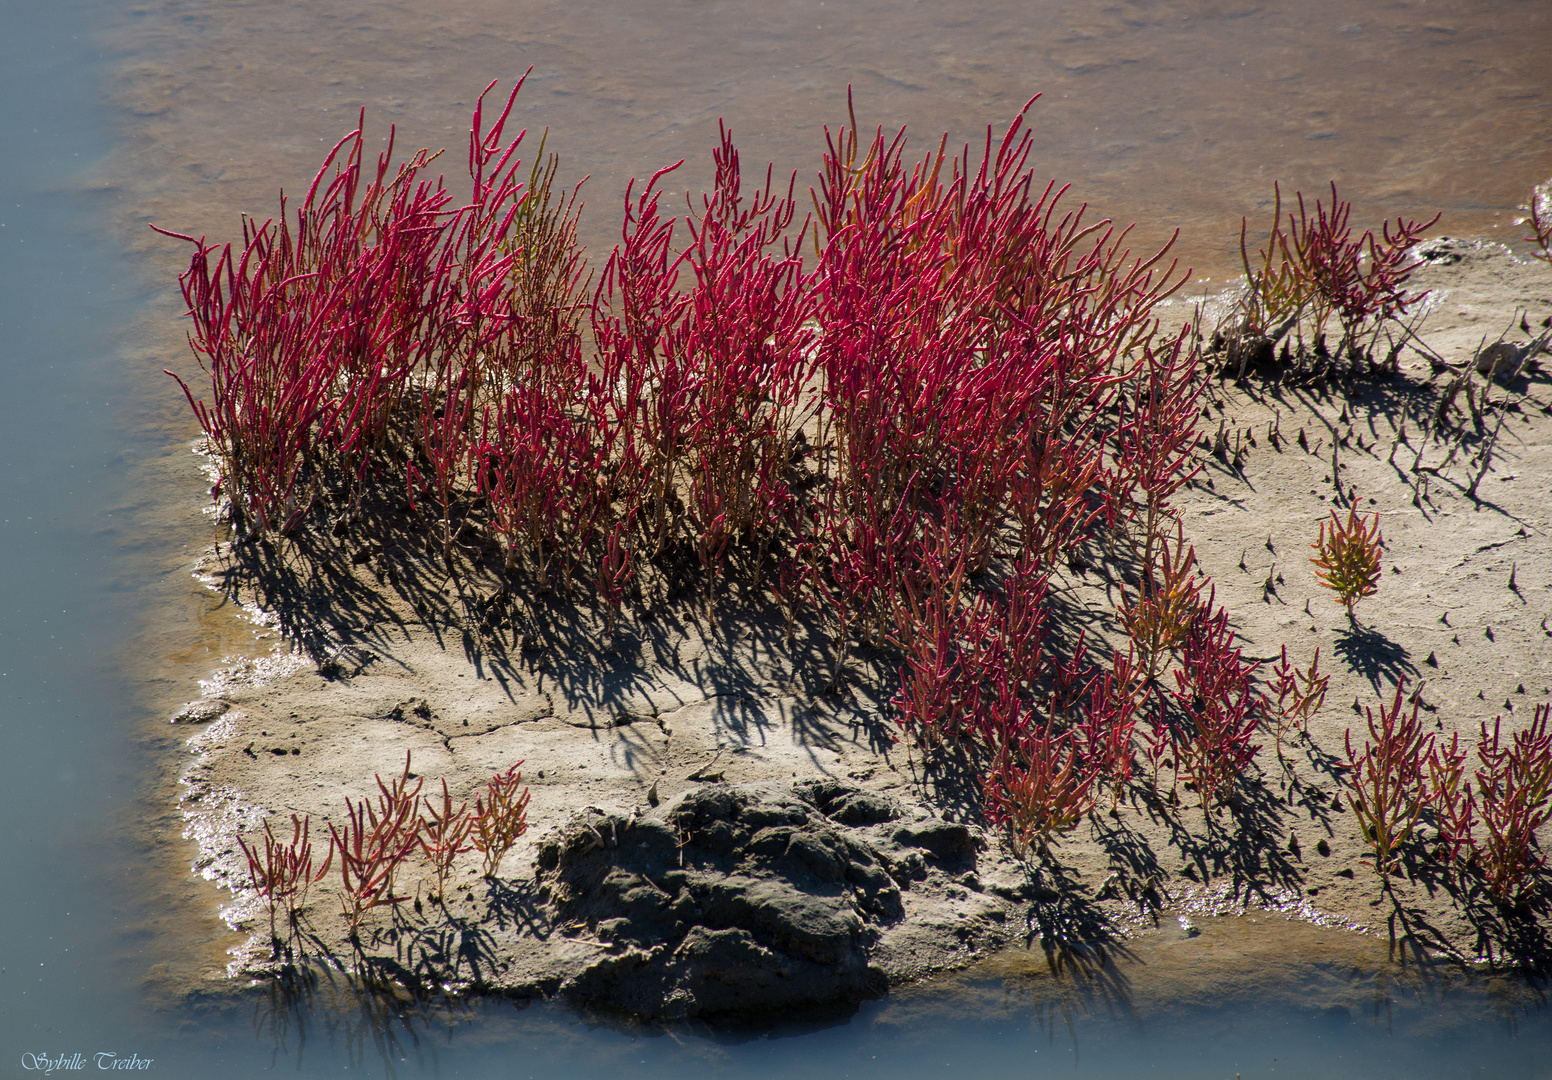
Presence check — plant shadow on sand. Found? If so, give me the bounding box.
[1331,622,1418,693]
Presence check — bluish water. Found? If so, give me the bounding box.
[38,936,1552,1079]
[3,0,1552,1076]
[0,0,162,1055]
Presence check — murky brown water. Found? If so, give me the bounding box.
[113,0,1552,285]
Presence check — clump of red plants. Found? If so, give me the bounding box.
[236,752,530,944]
[1426,704,1552,908]
[1340,684,1552,908]
[167,81,1313,869]
[1215,181,1439,379]
[237,811,331,945]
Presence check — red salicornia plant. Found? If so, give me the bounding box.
[420,778,473,904]
[472,762,532,878]
[162,84,1244,866]
[983,719,1098,858]
[328,751,424,935]
[157,77,541,538]
[1469,707,1552,906]
[1344,680,1431,878]
[1236,182,1309,346]
[1237,181,1438,357]
[1521,176,1552,269]
[1169,593,1261,814]
[596,518,635,638]
[1265,644,1329,762]
[1426,730,1475,864]
[1118,520,1201,684]
[328,796,420,936]
[237,812,331,942]
[1110,336,1204,570]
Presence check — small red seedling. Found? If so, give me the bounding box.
[420,778,473,904]
[237,812,331,944]
[328,751,423,935]
[472,762,532,878]
[1266,644,1329,761]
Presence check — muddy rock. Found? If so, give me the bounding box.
[540,782,934,1018]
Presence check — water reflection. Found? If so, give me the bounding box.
[169,913,1552,1079]
[251,965,477,1079]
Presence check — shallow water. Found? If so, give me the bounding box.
[67,917,1552,1078]
[116,0,1552,279]
[3,0,1552,1075]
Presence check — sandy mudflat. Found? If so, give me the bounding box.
[170,237,1552,1019]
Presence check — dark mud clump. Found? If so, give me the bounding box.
[540,781,984,1019]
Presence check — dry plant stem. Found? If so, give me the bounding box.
[1464,370,1530,502]
[473,762,532,878]
[1344,681,1430,879]
[1330,434,1342,504]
